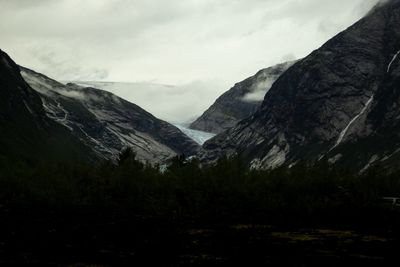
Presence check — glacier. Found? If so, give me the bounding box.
[174,124,215,145]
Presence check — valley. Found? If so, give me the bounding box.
[1,0,400,266]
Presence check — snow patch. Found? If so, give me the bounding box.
[380,148,400,162]
[359,154,379,174]
[387,50,400,73]
[331,95,374,150]
[328,154,342,164]
[56,102,69,123]
[41,98,73,131]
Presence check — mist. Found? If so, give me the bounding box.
[77,80,226,124]
[242,79,275,102]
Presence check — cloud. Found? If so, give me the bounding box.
[77,80,226,124]
[0,0,380,123]
[27,47,109,81]
[242,79,275,102]
[280,53,297,63]
[0,0,380,83]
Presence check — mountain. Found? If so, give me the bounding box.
[190,61,295,134]
[0,49,94,163]
[20,67,200,164]
[201,0,400,172]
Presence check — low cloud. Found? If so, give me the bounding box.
[242,79,274,102]
[76,80,226,124]
[30,48,109,81]
[56,89,101,102]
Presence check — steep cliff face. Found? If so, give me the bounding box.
[201,0,400,172]
[190,61,295,134]
[0,50,94,163]
[21,67,200,164]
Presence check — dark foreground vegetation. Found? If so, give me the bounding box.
[0,150,400,266]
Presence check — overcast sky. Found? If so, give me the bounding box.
[0,0,380,123]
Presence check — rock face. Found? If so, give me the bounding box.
[190,61,295,134]
[21,67,200,164]
[0,49,94,163]
[201,0,400,172]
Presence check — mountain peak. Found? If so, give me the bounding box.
[200,2,400,172]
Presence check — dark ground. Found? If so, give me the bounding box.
[0,210,398,267]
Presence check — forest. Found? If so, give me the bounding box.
[0,149,399,225]
[0,149,399,265]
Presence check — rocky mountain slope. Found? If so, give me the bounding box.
[20,67,200,164]
[201,0,400,172]
[0,49,94,163]
[190,61,295,134]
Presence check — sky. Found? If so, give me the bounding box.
[0,0,380,123]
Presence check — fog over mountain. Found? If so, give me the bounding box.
[0,0,380,123]
[75,81,224,124]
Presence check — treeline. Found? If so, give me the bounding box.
[0,149,400,228]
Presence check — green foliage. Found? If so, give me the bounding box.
[0,152,399,227]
